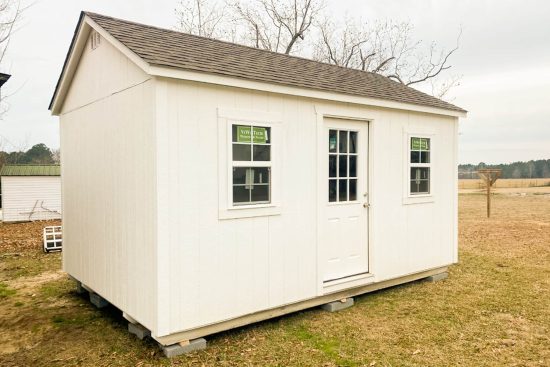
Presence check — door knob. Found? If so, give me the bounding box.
[363,203,370,208]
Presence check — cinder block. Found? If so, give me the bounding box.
[425,272,448,282]
[89,292,109,309]
[162,338,207,357]
[75,281,87,295]
[128,322,151,340]
[321,297,354,312]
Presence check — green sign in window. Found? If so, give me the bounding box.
[411,137,429,150]
[237,126,268,144]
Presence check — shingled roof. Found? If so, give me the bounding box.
[52,12,466,114]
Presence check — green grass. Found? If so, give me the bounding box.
[0,195,549,366]
[0,282,16,299]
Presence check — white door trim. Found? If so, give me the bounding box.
[315,106,374,295]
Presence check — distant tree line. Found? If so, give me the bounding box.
[459,160,550,179]
[0,143,60,169]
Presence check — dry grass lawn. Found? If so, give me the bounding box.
[1,192,549,366]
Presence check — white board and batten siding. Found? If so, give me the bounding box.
[154,79,458,336]
[60,32,158,332]
[58,19,460,341]
[1,176,62,222]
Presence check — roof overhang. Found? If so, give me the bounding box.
[50,12,467,118]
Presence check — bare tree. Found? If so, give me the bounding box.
[314,18,461,97]
[228,0,325,54]
[175,0,231,39]
[174,0,461,97]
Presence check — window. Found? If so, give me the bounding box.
[409,137,431,195]
[232,124,271,205]
[328,129,358,202]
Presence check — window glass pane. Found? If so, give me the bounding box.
[233,185,250,203]
[349,132,357,153]
[339,179,348,201]
[329,179,337,202]
[410,150,420,163]
[410,167,430,194]
[233,167,247,185]
[411,137,421,150]
[233,144,251,161]
[251,184,270,202]
[253,167,270,184]
[233,125,251,143]
[329,155,337,177]
[339,155,347,177]
[329,130,337,153]
[420,151,430,164]
[349,179,357,201]
[339,131,348,153]
[422,138,430,151]
[349,156,357,177]
[419,179,429,193]
[252,126,271,144]
[411,167,430,181]
[253,145,270,161]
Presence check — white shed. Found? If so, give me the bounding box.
[49,12,466,353]
[0,164,62,222]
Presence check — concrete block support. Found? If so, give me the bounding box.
[321,297,354,312]
[75,281,87,295]
[89,292,109,309]
[128,323,151,340]
[424,272,448,282]
[163,338,207,357]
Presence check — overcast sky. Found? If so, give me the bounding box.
[1,0,549,164]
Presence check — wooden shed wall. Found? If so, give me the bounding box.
[59,34,158,331]
[154,78,458,337]
[0,176,61,222]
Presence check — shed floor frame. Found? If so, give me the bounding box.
[153,266,449,346]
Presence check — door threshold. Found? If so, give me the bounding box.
[323,272,375,294]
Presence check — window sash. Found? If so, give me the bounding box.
[231,123,273,206]
[409,136,432,196]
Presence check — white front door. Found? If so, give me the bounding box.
[320,118,369,282]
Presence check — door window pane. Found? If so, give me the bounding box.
[420,151,430,164]
[328,129,361,203]
[329,155,337,178]
[349,179,357,201]
[339,155,347,177]
[410,151,420,163]
[339,179,348,201]
[339,131,348,153]
[329,179,337,202]
[349,132,357,153]
[410,167,430,194]
[329,130,337,153]
[349,156,357,177]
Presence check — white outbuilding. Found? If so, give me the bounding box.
[0,164,62,222]
[49,12,467,354]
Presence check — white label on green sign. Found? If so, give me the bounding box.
[237,126,268,143]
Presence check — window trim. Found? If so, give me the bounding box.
[217,108,282,220]
[403,130,435,205]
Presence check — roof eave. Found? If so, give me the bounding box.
[148,64,467,118]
